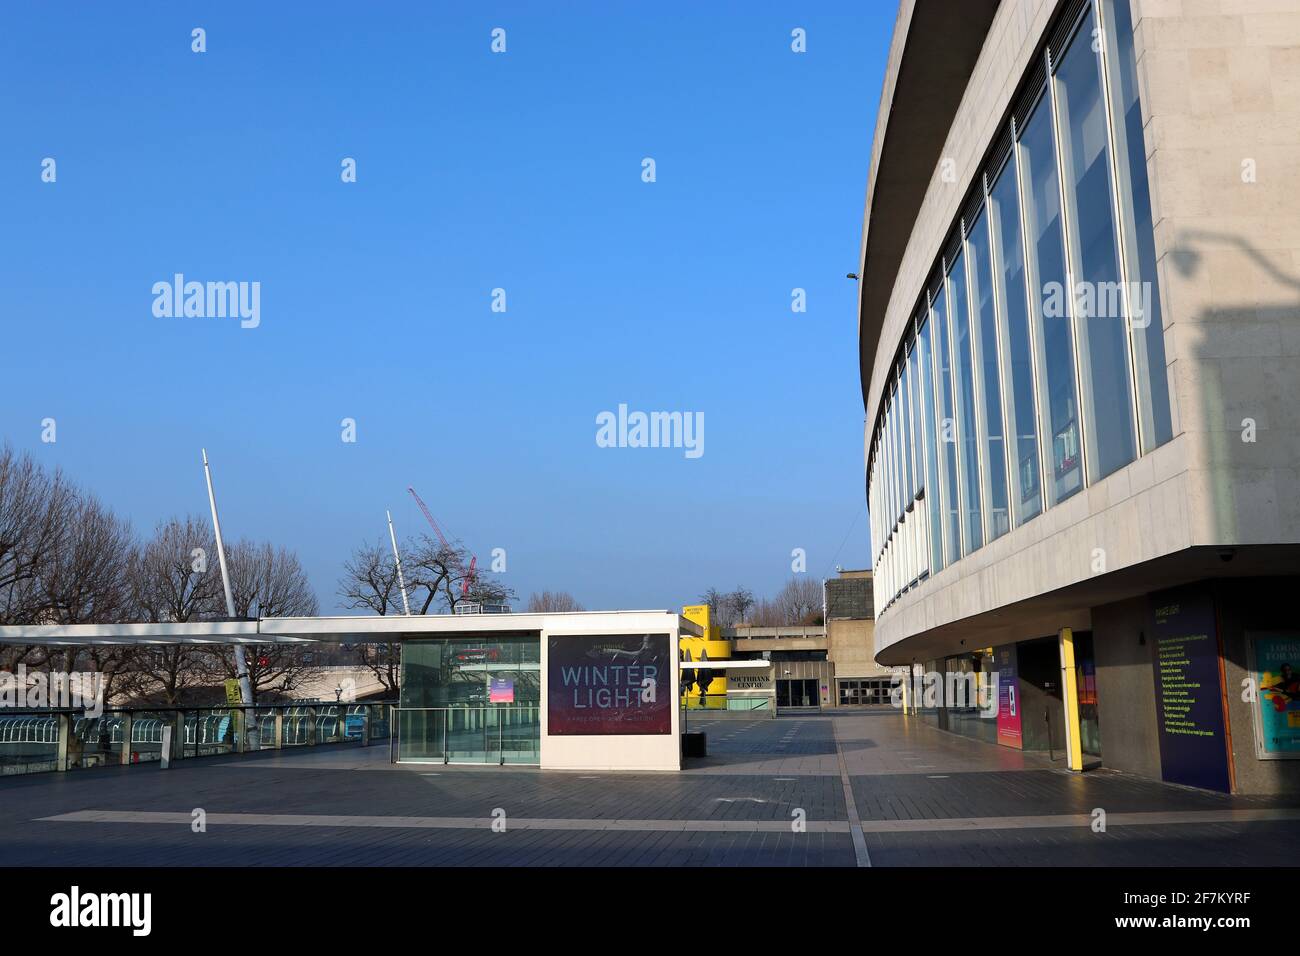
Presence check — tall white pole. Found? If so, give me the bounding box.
[203,449,253,707]
[387,510,412,616]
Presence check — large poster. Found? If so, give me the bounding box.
[1249,632,1300,758]
[547,634,671,735]
[995,643,1022,749]
[1148,586,1231,793]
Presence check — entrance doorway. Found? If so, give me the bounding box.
[1016,637,1066,753]
[776,678,818,708]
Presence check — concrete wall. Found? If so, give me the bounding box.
[827,618,889,678]
[1134,0,1300,551]
[1092,596,1163,779]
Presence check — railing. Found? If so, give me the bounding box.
[392,705,540,765]
[0,701,395,777]
[452,603,511,615]
[681,693,775,713]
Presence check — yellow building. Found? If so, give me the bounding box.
[679,604,731,709]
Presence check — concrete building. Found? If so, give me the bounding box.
[824,570,896,705]
[858,0,1300,793]
[718,570,895,708]
[727,624,832,708]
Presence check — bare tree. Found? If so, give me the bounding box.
[699,587,734,627]
[129,516,221,624]
[404,534,513,614]
[0,450,143,690]
[705,581,823,629]
[83,644,138,705]
[26,490,138,683]
[207,539,321,701]
[526,590,585,612]
[746,597,783,627]
[338,539,404,616]
[118,516,222,704]
[204,643,324,704]
[39,491,135,626]
[727,587,756,625]
[403,534,464,613]
[336,539,403,693]
[461,574,515,610]
[225,538,318,619]
[774,577,823,625]
[351,641,399,697]
[0,445,76,627]
[116,646,211,707]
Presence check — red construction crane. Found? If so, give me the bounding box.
[407,486,478,596]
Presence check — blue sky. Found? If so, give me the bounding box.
[0,1,891,613]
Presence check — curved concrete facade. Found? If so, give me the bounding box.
[860,0,1300,664]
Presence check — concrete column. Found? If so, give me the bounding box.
[171,711,185,762]
[120,712,134,765]
[56,713,71,771]
[307,707,317,746]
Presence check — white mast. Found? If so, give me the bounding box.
[387,509,412,616]
[202,449,253,707]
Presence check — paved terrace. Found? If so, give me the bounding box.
[1,711,1297,866]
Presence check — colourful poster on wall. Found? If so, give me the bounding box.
[995,643,1022,749]
[489,677,514,704]
[1148,586,1232,793]
[1250,632,1300,757]
[547,634,671,735]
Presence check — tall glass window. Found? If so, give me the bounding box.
[400,636,541,764]
[1018,92,1083,506]
[891,387,900,524]
[890,385,901,525]
[988,159,1042,526]
[917,314,943,574]
[1102,0,1172,451]
[907,338,929,577]
[966,209,1010,539]
[894,379,904,520]
[932,285,961,565]
[1054,12,1137,483]
[948,249,983,554]
[880,408,888,536]
[901,356,914,504]
[883,400,893,535]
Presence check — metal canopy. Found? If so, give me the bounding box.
[0,610,702,647]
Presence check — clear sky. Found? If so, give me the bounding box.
[0,1,891,613]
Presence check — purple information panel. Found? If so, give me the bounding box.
[548,634,671,736]
[1148,585,1231,793]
